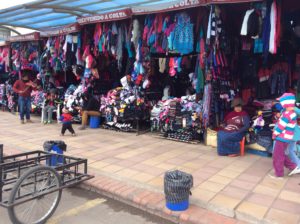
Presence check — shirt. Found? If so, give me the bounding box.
[83,97,100,111]
[59,113,73,124]
[273,110,297,142]
[13,80,33,97]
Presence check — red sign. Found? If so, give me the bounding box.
[77,9,132,25]
[40,23,80,37]
[132,0,206,15]
[7,32,40,42]
[207,0,261,3]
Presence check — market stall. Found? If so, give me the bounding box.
[0,41,10,109]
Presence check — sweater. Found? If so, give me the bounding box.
[59,113,73,124]
[13,80,33,97]
[273,110,297,142]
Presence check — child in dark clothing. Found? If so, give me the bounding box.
[59,107,76,136]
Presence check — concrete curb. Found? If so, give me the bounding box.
[79,175,242,224]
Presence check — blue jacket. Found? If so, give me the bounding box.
[293,107,300,141]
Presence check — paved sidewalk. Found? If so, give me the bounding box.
[1,111,300,224]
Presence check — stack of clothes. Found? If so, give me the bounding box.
[100,86,148,128]
[150,94,203,141]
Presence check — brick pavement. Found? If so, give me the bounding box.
[1,111,300,224]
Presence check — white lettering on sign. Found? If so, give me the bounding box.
[132,0,202,14]
[77,10,130,25]
[8,33,39,42]
[41,25,79,37]
[170,0,200,9]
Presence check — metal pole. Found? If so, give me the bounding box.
[0,144,3,202]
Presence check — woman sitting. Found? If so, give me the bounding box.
[42,89,58,124]
[217,98,250,157]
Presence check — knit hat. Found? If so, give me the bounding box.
[272,103,283,112]
[231,98,245,108]
[276,93,295,108]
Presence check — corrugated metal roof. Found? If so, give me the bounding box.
[0,0,261,31]
[0,0,186,30]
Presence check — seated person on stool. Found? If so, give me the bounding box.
[43,89,58,124]
[217,98,250,157]
[78,92,100,130]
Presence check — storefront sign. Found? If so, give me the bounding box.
[77,9,132,25]
[40,23,80,37]
[7,32,40,42]
[206,0,262,3]
[132,0,206,14]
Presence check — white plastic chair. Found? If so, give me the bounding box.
[41,101,61,123]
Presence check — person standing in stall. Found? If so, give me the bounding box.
[13,69,37,124]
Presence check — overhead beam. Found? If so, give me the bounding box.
[93,0,163,14]
[0,26,21,35]
[42,0,113,9]
[52,9,82,17]
[0,22,37,30]
[25,4,96,15]
[0,0,52,14]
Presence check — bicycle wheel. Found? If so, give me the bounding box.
[8,166,62,224]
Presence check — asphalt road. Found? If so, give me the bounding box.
[0,187,174,224]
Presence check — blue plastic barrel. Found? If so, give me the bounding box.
[90,116,100,128]
[50,145,64,166]
[166,200,189,211]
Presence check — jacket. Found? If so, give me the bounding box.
[59,113,73,124]
[273,110,297,143]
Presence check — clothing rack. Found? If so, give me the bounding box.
[150,52,200,58]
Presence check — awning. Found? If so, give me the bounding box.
[0,0,188,30]
[0,0,263,31]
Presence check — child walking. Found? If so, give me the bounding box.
[271,93,299,178]
[59,108,76,136]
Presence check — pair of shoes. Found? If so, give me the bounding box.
[78,126,86,130]
[268,173,284,180]
[43,121,47,125]
[228,154,239,157]
[288,166,300,176]
[72,133,77,137]
[26,120,33,123]
[21,120,25,124]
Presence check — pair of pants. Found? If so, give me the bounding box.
[43,105,56,122]
[61,123,75,135]
[270,72,287,95]
[288,141,300,167]
[273,140,296,177]
[81,111,101,126]
[18,96,31,120]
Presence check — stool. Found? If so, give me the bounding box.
[90,116,100,128]
[240,137,246,156]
